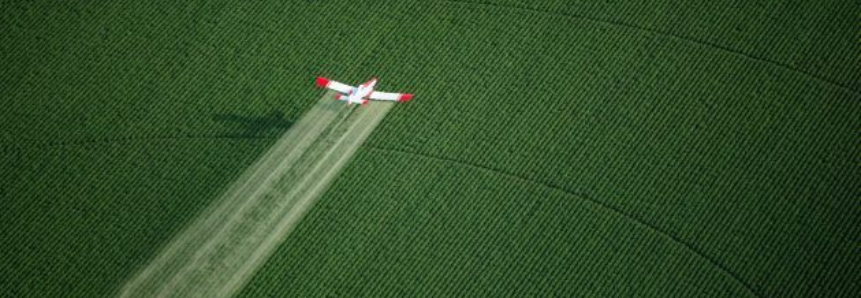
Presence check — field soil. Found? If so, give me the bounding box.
[119,91,394,298]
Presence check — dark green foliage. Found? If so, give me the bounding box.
[1,1,858,297]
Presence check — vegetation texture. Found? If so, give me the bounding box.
[1,0,858,297]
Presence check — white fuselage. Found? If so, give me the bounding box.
[345,78,377,105]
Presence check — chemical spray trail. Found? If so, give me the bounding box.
[120,91,394,298]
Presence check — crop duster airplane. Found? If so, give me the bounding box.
[315,77,414,106]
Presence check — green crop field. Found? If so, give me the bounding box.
[1,1,858,297]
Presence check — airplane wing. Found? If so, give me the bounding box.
[315,77,353,94]
[369,91,414,102]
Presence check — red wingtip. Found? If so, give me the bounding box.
[315,77,329,88]
[398,93,414,102]
[335,94,341,100]
[362,99,369,106]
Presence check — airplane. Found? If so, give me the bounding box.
[315,77,414,106]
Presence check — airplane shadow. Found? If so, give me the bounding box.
[212,110,294,138]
